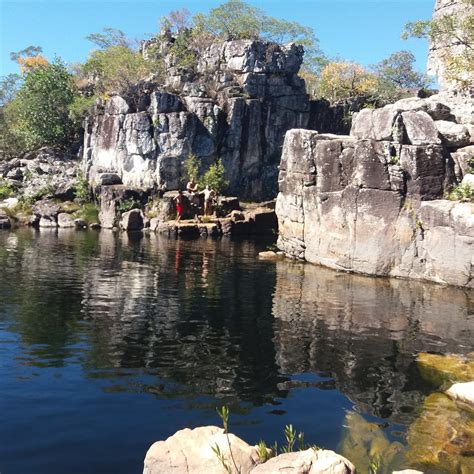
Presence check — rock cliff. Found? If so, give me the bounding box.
[276,94,473,287]
[276,0,474,287]
[83,39,310,200]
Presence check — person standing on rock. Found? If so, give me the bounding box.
[203,185,216,216]
[174,190,185,223]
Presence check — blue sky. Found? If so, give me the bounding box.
[1,0,434,76]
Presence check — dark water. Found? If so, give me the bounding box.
[0,229,472,473]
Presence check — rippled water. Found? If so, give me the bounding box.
[0,229,472,473]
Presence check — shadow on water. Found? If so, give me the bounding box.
[0,228,472,473]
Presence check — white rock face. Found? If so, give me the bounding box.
[143,426,261,474]
[251,449,355,474]
[435,120,471,148]
[446,381,474,407]
[143,426,356,474]
[276,129,474,287]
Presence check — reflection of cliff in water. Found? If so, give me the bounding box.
[272,261,473,424]
[1,229,473,425]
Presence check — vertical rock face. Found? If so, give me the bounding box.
[83,40,310,200]
[276,95,474,287]
[428,0,473,92]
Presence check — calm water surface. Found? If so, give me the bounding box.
[0,229,472,473]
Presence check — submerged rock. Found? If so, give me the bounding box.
[417,353,474,388]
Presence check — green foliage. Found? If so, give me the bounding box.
[80,45,155,96]
[0,180,14,199]
[402,3,474,88]
[467,157,474,174]
[256,440,272,463]
[29,184,55,202]
[373,50,430,90]
[217,405,230,433]
[86,28,130,49]
[282,424,297,453]
[199,160,229,196]
[183,153,200,182]
[446,183,474,202]
[6,59,77,151]
[211,443,232,474]
[0,73,21,107]
[117,198,141,213]
[10,45,43,62]
[68,95,96,125]
[76,202,99,224]
[74,171,92,204]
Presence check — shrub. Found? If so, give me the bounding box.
[183,153,200,182]
[76,202,99,223]
[6,59,78,151]
[199,160,229,196]
[0,180,14,199]
[74,171,92,204]
[117,198,141,213]
[446,183,474,202]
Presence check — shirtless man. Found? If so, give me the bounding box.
[203,185,216,216]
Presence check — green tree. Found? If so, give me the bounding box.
[85,27,130,49]
[6,59,77,150]
[80,45,155,96]
[199,160,229,196]
[183,153,200,182]
[0,74,21,107]
[402,0,474,87]
[9,45,43,62]
[373,51,430,90]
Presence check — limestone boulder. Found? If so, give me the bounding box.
[401,111,441,146]
[451,145,474,181]
[251,449,355,474]
[57,213,75,228]
[143,426,261,474]
[120,208,144,231]
[435,120,470,148]
[33,199,60,220]
[105,96,130,115]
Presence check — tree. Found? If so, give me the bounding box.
[402,0,474,88]
[0,74,21,107]
[10,45,43,62]
[6,59,77,150]
[373,51,430,90]
[10,45,49,73]
[80,45,154,96]
[86,28,130,49]
[315,61,379,101]
[199,160,229,196]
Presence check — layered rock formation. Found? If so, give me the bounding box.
[276,95,473,286]
[276,0,473,287]
[83,40,310,200]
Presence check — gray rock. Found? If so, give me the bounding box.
[57,212,75,228]
[435,120,471,148]
[105,96,130,115]
[276,129,473,287]
[0,209,11,229]
[451,145,474,181]
[401,111,441,146]
[33,199,60,219]
[120,208,144,231]
[98,185,144,229]
[98,173,122,186]
[74,218,87,228]
[39,216,57,228]
[446,381,474,407]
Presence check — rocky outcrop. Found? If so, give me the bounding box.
[428,0,473,93]
[276,93,473,287]
[447,381,474,407]
[143,426,355,474]
[84,40,310,200]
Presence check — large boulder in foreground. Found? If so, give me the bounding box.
[143,426,260,473]
[143,426,356,474]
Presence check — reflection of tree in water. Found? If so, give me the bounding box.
[1,229,473,421]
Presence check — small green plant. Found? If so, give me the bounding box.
[446,183,474,202]
[215,406,241,473]
[282,424,297,453]
[0,180,14,199]
[389,154,400,165]
[76,202,99,224]
[256,440,272,463]
[199,160,229,196]
[211,443,232,474]
[118,198,141,213]
[467,157,474,174]
[183,152,200,183]
[368,453,382,474]
[74,171,92,204]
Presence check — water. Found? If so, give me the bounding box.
[0,229,472,473]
